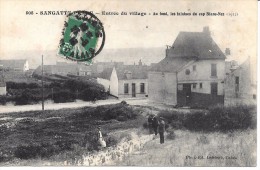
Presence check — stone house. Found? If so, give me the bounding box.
[149,27,226,107]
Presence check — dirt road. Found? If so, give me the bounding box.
[0,98,149,114]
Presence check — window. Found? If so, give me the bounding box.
[211,83,218,96]
[253,94,256,100]
[185,69,190,75]
[235,76,239,92]
[193,83,197,89]
[124,83,129,94]
[211,64,217,77]
[193,65,196,71]
[200,83,203,89]
[140,83,145,93]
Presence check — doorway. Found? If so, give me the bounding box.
[132,83,136,97]
[183,83,191,106]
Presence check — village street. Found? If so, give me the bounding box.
[0,98,150,114]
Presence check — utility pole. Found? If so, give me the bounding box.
[42,55,44,111]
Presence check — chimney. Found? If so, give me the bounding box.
[203,26,210,35]
[225,48,231,56]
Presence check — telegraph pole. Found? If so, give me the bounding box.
[41,55,44,111]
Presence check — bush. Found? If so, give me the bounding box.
[53,90,76,103]
[79,87,107,101]
[0,96,7,105]
[157,105,256,132]
[6,82,40,89]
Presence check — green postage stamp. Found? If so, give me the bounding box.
[58,11,105,63]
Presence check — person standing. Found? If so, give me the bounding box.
[148,114,154,134]
[97,126,106,149]
[152,115,159,135]
[158,117,166,144]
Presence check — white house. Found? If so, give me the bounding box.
[97,63,149,99]
[149,27,226,107]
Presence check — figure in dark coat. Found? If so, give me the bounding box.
[148,114,154,134]
[158,117,165,144]
[152,116,159,135]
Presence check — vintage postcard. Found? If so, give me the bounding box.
[0,0,258,168]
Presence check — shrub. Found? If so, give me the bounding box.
[6,82,40,89]
[121,100,127,105]
[156,105,256,132]
[102,104,138,121]
[0,96,7,105]
[53,90,76,103]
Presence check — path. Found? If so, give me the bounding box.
[0,98,148,114]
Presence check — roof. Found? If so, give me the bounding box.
[0,60,27,69]
[167,31,226,59]
[97,65,149,80]
[149,57,193,72]
[116,65,148,80]
[97,67,114,80]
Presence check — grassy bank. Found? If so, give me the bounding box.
[0,102,145,165]
[118,129,256,166]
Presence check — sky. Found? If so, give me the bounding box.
[0,0,257,68]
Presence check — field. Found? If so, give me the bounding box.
[0,102,144,165]
[0,103,257,166]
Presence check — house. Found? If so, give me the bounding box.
[97,61,148,98]
[149,27,226,107]
[34,62,92,76]
[224,58,256,105]
[0,59,29,72]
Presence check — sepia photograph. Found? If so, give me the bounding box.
[0,0,258,167]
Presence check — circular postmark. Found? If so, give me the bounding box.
[58,10,105,63]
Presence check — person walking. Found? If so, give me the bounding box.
[152,115,159,135]
[158,117,166,144]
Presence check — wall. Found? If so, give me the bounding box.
[0,86,6,96]
[224,60,256,106]
[177,59,225,95]
[109,68,119,97]
[118,79,148,98]
[97,78,110,92]
[148,72,177,105]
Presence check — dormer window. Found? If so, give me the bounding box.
[125,71,132,79]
